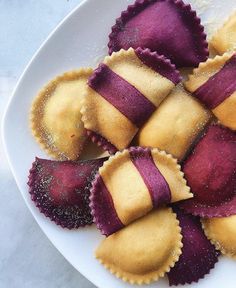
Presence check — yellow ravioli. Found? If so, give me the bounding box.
[96,208,183,285]
[211,11,236,55]
[99,148,192,226]
[81,48,178,151]
[185,53,236,130]
[202,215,236,259]
[137,86,212,160]
[30,69,92,160]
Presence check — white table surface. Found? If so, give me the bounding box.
[0,1,95,287]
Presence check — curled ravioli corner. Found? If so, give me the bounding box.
[184,52,234,92]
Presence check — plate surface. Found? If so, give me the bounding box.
[2,0,236,287]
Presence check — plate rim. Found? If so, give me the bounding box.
[0,1,104,287]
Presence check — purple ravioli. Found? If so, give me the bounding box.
[108,0,208,67]
[168,206,219,285]
[28,157,106,229]
[179,124,236,218]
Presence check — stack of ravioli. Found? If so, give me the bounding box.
[28,0,236,286]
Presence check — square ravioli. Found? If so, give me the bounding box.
[81,48,181,153]
[185,52,236,130]
[137,85,212,161]
[90,147,192,236]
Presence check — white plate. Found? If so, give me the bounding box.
[2,0,236,287]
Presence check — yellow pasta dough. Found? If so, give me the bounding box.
[137,86,212,160]
[96,208,183,284]
[211,11,236,55]
[30,69,92,160]
[202,215,236,259]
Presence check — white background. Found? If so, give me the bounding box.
[0,1,94,287]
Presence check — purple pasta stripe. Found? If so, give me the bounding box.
[129,147,171,207]
[194,53,236,109]
[88,63,156,127]
[90,175,124,236]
